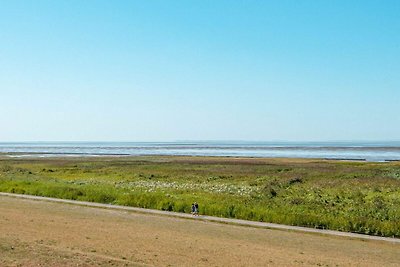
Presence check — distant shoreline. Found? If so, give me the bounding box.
[1,141,400,162]
[2,152,400,162]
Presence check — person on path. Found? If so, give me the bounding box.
[194,202,199,216]
[191,203,195,215]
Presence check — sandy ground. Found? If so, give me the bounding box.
[0,196,399,267]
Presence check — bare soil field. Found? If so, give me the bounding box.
[0,196,399,266]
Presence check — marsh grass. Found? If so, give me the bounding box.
[1,156,400,237]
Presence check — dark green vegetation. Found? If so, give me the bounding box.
[1,156,400,237]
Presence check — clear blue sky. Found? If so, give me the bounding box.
[1,0,399,141]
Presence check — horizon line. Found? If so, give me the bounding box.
[1,140,400,143]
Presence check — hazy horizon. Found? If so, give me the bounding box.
[0,139,400,143]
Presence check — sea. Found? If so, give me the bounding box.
[1,141,400,162]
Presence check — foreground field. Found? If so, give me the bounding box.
[1,156,400,237]
[1,195,400,266]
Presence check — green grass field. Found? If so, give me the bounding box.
[1,156,400,237]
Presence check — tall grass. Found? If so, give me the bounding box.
[1,157,400,237]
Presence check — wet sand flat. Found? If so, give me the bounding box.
[0,195,399,266]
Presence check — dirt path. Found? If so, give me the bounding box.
[0,195,399,266]
[2,192,399,244]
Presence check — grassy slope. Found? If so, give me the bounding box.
[1,156,400,237]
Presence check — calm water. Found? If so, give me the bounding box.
[1,141,400,162]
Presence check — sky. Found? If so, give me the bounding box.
[1,0,399,142]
